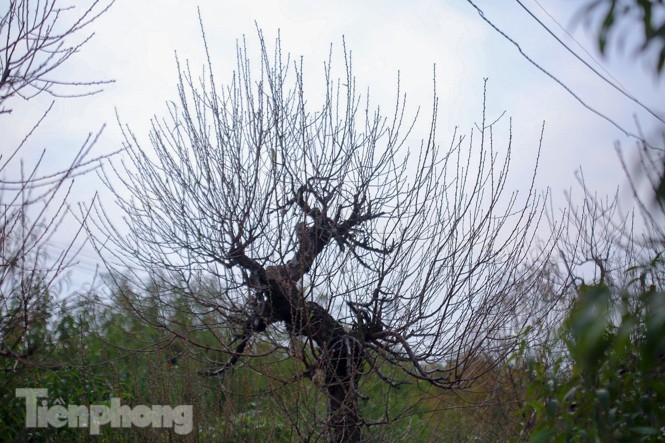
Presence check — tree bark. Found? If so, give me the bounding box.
[325,334,363,442]
[215,182,385,440]
[262,266,363,442]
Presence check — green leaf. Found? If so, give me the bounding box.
[630,426,659,435]
[529,428,558,443]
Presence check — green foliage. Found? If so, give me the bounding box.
[0,280,527,441]
[522,278,665,442]
[581,0,665,74]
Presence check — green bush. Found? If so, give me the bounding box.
[523,281,665,442]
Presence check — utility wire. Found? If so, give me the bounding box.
[517,0,664,125]
[531,0,627,92]
[465,0,656,144]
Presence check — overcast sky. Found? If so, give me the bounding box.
[2,0,664,287]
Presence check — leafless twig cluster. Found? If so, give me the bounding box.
[1,0,114,369]
[0,0,114,114]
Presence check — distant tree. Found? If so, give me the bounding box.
[521,204,665,440]
[91,27,559,441]
[518,131,665,440]
[0,0,114,368]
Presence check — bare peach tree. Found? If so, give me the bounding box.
[0,0,113,368]
[91,30,556,441]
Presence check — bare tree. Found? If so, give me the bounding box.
[554,135,665,296]
[0,0,114,368]
[91,28,557,441]
[1,0,113,114]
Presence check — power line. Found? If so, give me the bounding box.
[517,0,664,125]
[531,0,627,92]
[464,0,660,145]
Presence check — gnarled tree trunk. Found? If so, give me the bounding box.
[220,187,372,441]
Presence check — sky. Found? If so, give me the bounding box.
[2,0,664,289]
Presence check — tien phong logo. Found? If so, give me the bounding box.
[15,388,193,435]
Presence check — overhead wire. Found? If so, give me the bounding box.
[531,0,628,92]
[517,0,664,125]
[464,0,661,145]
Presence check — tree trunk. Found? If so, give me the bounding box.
[325,334,362,442]
[264,266,364,441]
[327,381,361,442]
[231,205,370,440]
